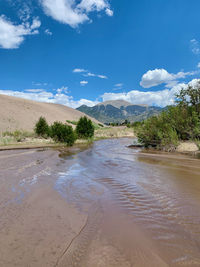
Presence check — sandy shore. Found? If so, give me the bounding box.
[0,148,88,267]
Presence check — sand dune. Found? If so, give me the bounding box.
[0,94,99,133]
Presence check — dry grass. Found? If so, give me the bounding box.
[94,126,135,139]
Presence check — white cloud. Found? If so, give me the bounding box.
[97,74,107,79]
[44,28,52,35]
[140,68,194,88]
[102,79,200,107]
[40,0,113,28]
[0,15,41,49]
[190,39,200,55]
[73,68,87,73]
[18,3,32,22]
[73,68,108,79]
[86,72,96,77]
[80,80,88,86]
[0,88,98,108]
[56,86,68,93]
[31,18,41,29]
[197,62,200,68]
[1,79,199,109]
[105,8,113,16]
[83,72,108,79]
[25,89,44,93]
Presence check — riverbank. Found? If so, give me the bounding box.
[0,126,135,151]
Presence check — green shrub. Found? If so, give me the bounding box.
[35,117,49,137]
[136,114,179,149]
[162,106,200,140]
[50,122,76,146]
[76,116,95,139]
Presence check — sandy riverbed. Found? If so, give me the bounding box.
[0,139,200,266]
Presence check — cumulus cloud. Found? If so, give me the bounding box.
[40,0,113,28]
[190,39,200,55]
[197,62,200,68]
[102,79,200,107]
[140,68,194,88]
[80,80,88,86]
[0,15,41,49]
[0,88,98,108]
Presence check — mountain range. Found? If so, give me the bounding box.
[77,100,162,124]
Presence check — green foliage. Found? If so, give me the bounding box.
[136,83,200,150]
[131,121,144,128]
[50,122,76,145]
[176,81,200,115]
[136,114,179,149]
[76,116,95,139]
[35,117,49,137]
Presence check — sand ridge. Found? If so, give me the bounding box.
[0,94,100,133]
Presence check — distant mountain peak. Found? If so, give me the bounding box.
[77,100,162,124]
[97,100,133,108]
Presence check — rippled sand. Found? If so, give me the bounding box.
[0,139,200,266]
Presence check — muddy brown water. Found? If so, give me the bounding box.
[0,138,200,266]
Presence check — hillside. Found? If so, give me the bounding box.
[77,100,162,124]
[0,94,100,133]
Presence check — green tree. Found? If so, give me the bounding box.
[50,122,76,146]
[176,81,200,115]
[76,116,95,139]
[35,117,49,137]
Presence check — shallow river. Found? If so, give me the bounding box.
[0,138,200,266]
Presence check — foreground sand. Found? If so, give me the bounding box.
[0,148,88,266]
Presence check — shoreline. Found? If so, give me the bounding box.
[0,127,135,151]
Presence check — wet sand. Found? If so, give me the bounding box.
[0,139,200,266]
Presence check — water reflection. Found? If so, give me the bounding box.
[54,138,200,265]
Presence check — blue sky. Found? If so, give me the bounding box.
[0,0,200,108]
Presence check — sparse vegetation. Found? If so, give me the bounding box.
[94,126,134,139]
[76,116,95,139]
